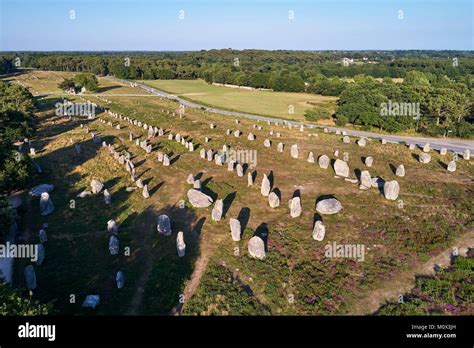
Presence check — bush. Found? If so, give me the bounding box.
[304,108,332,122]
[335,115,348,126]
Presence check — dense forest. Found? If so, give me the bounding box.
[1,50,473,137]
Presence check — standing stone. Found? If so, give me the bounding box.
[107,219,118,234]
[276,132,281,138]
[318,155,330,169]
[103,189,111,204]
[142,185,150,198]
[109,235,119,255]
[277,142,284,152]
[268,192,280,208]
[230,218,241,241]
[334,150,339,157]
[290,144,299,159]
[316,198,343,215]
[440,147,447,155]
[186,174,195,185]
[116,271,124,289]
[187,189,213,208]
[91,179,104,194]
[227,160,235,171]
[264,139,271,147]
[193,180,201,190]
[423,143,431,153]
[360,170,372,189]
[136,179,144,189]
[157,152,164,162]
[39,229,48,243]
[409,143,416,150]
[211,199,223,222]
[365,157,374,167]
[236,163,244,177]
[248,236,265,259]
[248,133,255,141]
[157,214,172,236]
[342,136,350,144]
[215,154,223,166]
[419,152,431,163]
[447,161,456,172]
[307,152,315,163]
[463,149,470,160]
[247,172,254,187]
[383,180,400,201]
[395,165,405,177]
[381,139,387,145]
[234,130,241,137]
[40,192,55,216]
[75,143,81,154]
[312,221,325,241]
[206,149,213,161]
[24,265,37,290]
[333,159,349,177]
[200,149,206,159]
[188,143,194,152]
[289,197,302,218]
[176,232,186,257]
[36,244,45,266]
[163,154,170,166]
[357,138,367,147]
[261,174,271,196]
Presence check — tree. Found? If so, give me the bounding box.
[58,78,75,91]
[73,73,98,92]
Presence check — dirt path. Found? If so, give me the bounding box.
[169,254,209,315]
[350,231,474,315]
[125,210,156,315]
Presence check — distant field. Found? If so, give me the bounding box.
[6,70,147,95]
[139,79,338,121]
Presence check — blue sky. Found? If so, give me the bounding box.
[0,0,472,51]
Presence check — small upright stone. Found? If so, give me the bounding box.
[230,218,241,241]
[312,220,325,241]
[307,152,315,163]
[40,192,55,216]
[318,155,330,169]
[290,144,299,158]
[248,133,255,141]
[419,152,431,164]
[247,172,254,187]
[236,163,244,177]
[447,161,456,172]
[365,157,374,167]
[211,199,223,222]
[261,174,271,196]
[268,191,280,208]
[163,154,170,166]
[333,159,349,177]
[91,179,104,194]
[142,185,150,198]
[176,232,186,257]
[103,189,111,204]
[157,214,172,236]
[107,219,118,234]
[383,180,400,201]
[264,139,271,147]
[395,165,405,177]
[360,170,371,189]
[440,148,447,155]
[277,142,284,152]
[357,138,367,147]
[289,197,302,218]
[248,236,265,259]
[186,174,195,185]
[342,136,350,144]
[423,143,431,153]
[463,149,470,160]
[109,235,119,255]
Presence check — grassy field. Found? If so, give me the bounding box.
[8,70,474,316]
[138,79,338,122]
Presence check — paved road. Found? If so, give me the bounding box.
[106,76,474,154]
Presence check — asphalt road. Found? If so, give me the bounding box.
[106,76,474,154]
